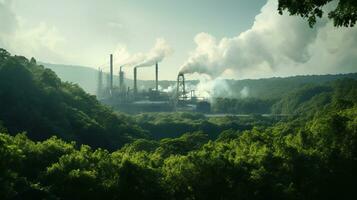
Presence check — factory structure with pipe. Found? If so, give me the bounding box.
[97,54,211,113]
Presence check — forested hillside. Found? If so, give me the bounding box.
[1,84,356,199]
[42,63,100,95]
[0,49,145,150]
[1,50,356,199]
[213,78,357,114]
[227,73,357,99]
[272,79,357,115]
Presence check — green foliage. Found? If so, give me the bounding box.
[272,84,332,115]
[1,49,356,199]
[228,73,357,100]
[0,49,145,150]
[157,132,209,157]
[211,74,357,114]
[278,0,357,27]
[120,139,159,153]
[1,97,356,199]
[134,112,277,140]
[212,97,274,114]
[272,79,357,117]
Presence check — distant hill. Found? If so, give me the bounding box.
[226,73,357,99]
[271,78,357,116]
[40,62,99,95]
[41,62,357,99]
[41,62,176,95]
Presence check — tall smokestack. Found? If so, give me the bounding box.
[177,73,186,100]
[119,66,124,92]
[134,67,137,95]
[110,54,113,90]
[155,62,158,92]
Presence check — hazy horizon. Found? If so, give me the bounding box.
[41,61,357,82]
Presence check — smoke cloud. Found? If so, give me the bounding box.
[240,86,249,98]
[179,0,357,79]
[136,38,173,68]
[114,38,173,69]
[187,76,233,100]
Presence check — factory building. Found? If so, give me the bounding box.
[97,54,211,113]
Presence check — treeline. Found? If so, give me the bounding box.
[0,49,145,150]
[212,78,357,114]
[212,98,275,114]
[272,79,357,115]
[1,100,356,199]
[134,112,278,139]
[227,73,357,99]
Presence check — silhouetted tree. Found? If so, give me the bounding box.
[278,0,357,27]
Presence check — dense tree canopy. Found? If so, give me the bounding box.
[0,49,145,150]
[0,49,356,199]
[278,0,357,27]
[1,101,356,199]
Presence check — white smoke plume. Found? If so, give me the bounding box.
[186,76,233,100]
[240,86,249,98]
[113,38,173,69]
[112,45,145,68]
[136,38,173,68]
[179,0,357,79]
[161,85,175,93]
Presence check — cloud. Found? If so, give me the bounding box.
[0,0,16,36]
[0,0,66,63]
[180,0,357,79]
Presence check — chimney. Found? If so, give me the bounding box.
[110,54,113,90]
[177,73,186,99]
[134,67,137,95]
[155,62,158,92]
[119,66,124,92]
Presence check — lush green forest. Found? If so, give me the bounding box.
[0,49,145,150]
[212,77,357,114]
[1,49,357,199]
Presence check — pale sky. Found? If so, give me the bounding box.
[1,0,264,80]
[1,0,356,80]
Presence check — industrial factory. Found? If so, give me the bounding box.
[97,54,211,113]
